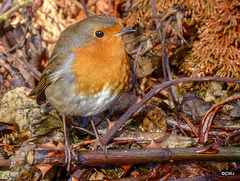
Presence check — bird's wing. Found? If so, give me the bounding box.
[29,53,67,104]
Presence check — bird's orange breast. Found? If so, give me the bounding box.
[70,24,130,96]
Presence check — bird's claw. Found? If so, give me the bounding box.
[64,141,77,173]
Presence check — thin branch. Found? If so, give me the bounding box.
[150,1,179,104]
[0,0,34,24]
[150,0,163,41]
[179,112,198,137]
[0,0,13,16]
[28,146,240,167]
[198,93,240,145]
[100,76,240,146]
[80,0,89,18]
[0,48,41,80]
[0,159,11,167]
[71,0,95,16]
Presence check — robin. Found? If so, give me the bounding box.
[30,14,135,170]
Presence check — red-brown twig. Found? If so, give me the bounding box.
[100,77,240,146]
[179,112,198,137]
[150,1,180,104]
[198,93,240,145]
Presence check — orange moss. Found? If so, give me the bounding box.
[180,0,240,87]
[126,0,240,89]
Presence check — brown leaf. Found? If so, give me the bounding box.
[3,144,14,152]
[145,139,161,149]
[148,164,171,180]
[44,141,65,157]
[7,125,16,131]
[107,119,116,130]
[39,140,57,149]
[47,150,65,158]
[160,7,188,44]
[70,175,79,181]
[35,164,53,179]
[196,147,219,154]
[56,141,65,149]
[119,165,134,176]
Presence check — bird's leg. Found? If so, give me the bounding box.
[62,115,77,172]
[62,115,71,172]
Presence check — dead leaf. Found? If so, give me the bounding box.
[196,147,219,154]
[145,139,161,149]
[35,164,53,179]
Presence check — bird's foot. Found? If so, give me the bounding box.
[90,138,115,150]
[64,141,77,173]
[91,138,104,150]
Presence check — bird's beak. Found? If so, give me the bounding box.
[114,28,136,36]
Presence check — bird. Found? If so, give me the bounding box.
[29,14,136,170]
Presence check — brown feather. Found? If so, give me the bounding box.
[29,54,63,104]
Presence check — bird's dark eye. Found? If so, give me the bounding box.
[95,31,104,38]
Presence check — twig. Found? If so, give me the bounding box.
[100,76,240,146]
[150,0,163,41]
[28,146,240,167]
[7,20,31,52]
[80,0,89,18]
[162,16,179,103]
[0,54,15,76]
[0,159,11,167]
[67,168,88,181]
[198,93,240,145]
[72,126,96,137]
[0,48,41,80]
[0,54,30,87]
[0,0,13,16]
[162,16,172,82]
[0,0,34,24]
[71,0,95,16]
[179,112,198,137]
[150,0,179,105]
[38,9,62,32]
